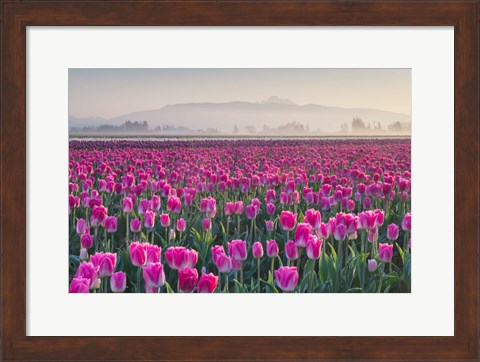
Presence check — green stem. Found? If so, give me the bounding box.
[126,213,129,248]
[137,267,141,293]
[270,257,275,278]
[257,258,261,292]
[377,264,384,293]
[240,262,243,285]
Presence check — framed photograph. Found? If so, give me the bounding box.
[1,1,478,361]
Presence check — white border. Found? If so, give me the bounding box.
[27,27,454,336]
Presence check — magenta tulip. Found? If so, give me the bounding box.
[110,271,127,293]
[274,266,299,292]
[252,241,264,258]
[144,210,155,229]
[294,223,312,248]
[146,244,161,264]
[386,223,400,240]
[104,216,117,233]
[76,218,88,235]
[304,209,321,230]
[228,239,247,261]
[69,277,90,293]
[176,218,187,232]
[130,218,142,233]
[401,213,411,231]
[280,211,297,231]
[74,261,99,289]
[285,240,299,261]
[379,243,394,263]
[266,239,279,258]
[122,197,133,213]
[160,213,171,228]
[306,235,322,260]
[142,262,166,289]
[197,272,219,293]
[178,267,199,293]
[130,242,148,267]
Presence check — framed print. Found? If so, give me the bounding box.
[1,1,478,361]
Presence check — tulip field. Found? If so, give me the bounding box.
[69,138,411,293]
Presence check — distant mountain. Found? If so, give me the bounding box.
[261,96,297,106]
[69,98,411,133]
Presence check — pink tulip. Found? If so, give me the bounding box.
[211,245,226,265]
[306,235,322,260]
[215,253,232,273]
[110,271,127,293]
[185,249,198,268]
[233,201,244,215]
[333,223,347,241]
[274,266,299,292]
[266,202,276,216]
[374,209,385,226]
[144,210,155,229]
[130,242,148,267]
[317,223,328,239]
[160,213,171,227]
[266,239,279,258]
[167,195,182,214]
[165,246,187,270]
[285,240,299,261]
[105,216,117,233]
[69,277,90,293]
[294,223,312,248]
[90,252,117,278]
[304,209,321,230]
[81,234,93,249]
[252,241,264,258]
[142,262,166,289]
[379,243,393,263]
[138,199,150,215]
[265,220,275,232]
[367,259,378,272]
[200,197,217,218]
[90,205,108,227]
[74,261,99,289]
[228,239,247,261]
[122,197,133,213]
[224,202,235,216]
[146,244,161,264]
[231,257,241,271]
[245,204,257,220]
[203,218,211,231]
[130,218,142,233]
[178,267,199,293]
[176,218,187,232]
[386,223,400,240]
[280,211,297,231]
[79,247,88,261]
[76,218,88,235]
[197,272,219,293]
[401,213,411,231]
[150,195,161,211]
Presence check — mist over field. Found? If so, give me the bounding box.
[69,69,411,136]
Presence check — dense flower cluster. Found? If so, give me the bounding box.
[69,138,411,293]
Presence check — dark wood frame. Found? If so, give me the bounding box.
[1,1,478,361]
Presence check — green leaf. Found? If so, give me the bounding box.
[233,280,246,293]
[396,242,405,265]
[328,242,337,261]
[299,271,311,293]
[165,281,175,293]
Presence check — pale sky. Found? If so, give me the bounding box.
[69,68,411,119]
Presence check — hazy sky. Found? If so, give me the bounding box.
[69,68,411,119]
